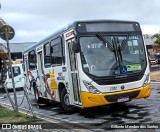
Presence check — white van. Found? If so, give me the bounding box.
[5,63,25,89]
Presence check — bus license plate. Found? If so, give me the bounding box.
[117,97,129,102]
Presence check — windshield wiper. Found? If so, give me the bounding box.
[116,34,129,63]
[96,34,122,65]
[119,34,129,50]
[95,34,114,51]
[112,37,121,66]
[96,34,119,63]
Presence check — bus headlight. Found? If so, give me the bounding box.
[83,80,101,94]
[142,74,150,87]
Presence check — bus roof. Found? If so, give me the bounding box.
[23,20,139,54]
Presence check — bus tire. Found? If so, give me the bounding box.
[60,88,75,113]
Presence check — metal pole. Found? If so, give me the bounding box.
[0,18,18,113]
[6,38,18,113]
[4,83,16,111]
[23,84,35,116]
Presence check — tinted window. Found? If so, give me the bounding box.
[44,42,51,67]
[80,34,146,77]
[28,50,36,70]
[51,38,62,66]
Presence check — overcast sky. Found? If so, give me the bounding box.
[0,0,160,43]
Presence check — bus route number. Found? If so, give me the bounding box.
[110,86,117,91]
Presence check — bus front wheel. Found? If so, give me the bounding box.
[60,88,75,113]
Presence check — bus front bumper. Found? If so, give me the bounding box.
[81,83,151,108]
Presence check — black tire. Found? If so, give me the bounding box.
[60,88,75,113]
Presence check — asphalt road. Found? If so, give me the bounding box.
[0,83,160,131]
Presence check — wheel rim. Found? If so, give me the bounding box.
[64,94,70,106]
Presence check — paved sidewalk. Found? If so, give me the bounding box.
[150,71,160,82]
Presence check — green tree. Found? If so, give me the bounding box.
[152,33,160,51]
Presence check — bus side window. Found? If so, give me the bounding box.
[51,37,62,66]
[44,42,51,67]
[28,50,37,70]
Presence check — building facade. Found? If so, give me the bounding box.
[2,42,36,61]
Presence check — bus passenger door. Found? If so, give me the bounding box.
[23,55,31,92]
[67,39,81,105]
[36,50,46,97]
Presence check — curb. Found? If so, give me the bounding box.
[151,81,160,84]
[0,103,89,132]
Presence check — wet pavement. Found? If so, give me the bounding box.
[0,83,160,131]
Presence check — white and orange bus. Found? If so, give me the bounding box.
[23,20,150,112]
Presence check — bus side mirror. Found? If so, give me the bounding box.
[72,41,79,53]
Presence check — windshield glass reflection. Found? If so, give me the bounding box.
[79,35,146,77]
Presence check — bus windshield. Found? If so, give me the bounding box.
[79,34,146,77]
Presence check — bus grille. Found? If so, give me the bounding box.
[104,90,140,102]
